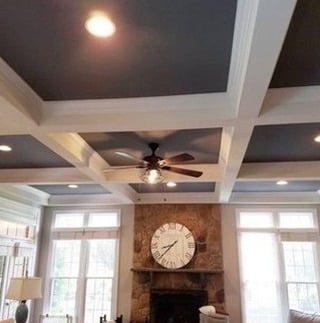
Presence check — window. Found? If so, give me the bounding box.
[237,209,320,323]
[0,197,39,319]
[45,210,120,323]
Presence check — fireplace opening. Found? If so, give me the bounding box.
[150,289,208,323]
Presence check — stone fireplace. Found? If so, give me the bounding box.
[131,204,224,323]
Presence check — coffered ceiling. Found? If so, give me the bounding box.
[0,0,319,206]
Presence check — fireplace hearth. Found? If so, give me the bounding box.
[150,289,208,323]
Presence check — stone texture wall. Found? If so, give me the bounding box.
[131,204,224,323]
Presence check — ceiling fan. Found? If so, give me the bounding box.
[103,142,203,184]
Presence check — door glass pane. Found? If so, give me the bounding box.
[52,240,81,277]
[239,232,282,323]
[283,241,319,312]
[50,278,77,316]
[84,278,113,323]
[87,240,116,277]
[287,283,319,312]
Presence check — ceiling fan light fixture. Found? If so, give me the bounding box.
[141,168,164,184]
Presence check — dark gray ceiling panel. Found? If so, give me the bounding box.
[0,135,71,168]
[270,0,320,87]
[0,1,236,100]
[80,128,222,165]
[31,184,110,195]
[131,182,215,193]
[233,181,320,193]
[244,123,320,162]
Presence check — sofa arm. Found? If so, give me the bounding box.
[288,309,320,323]
[199,312,230,323]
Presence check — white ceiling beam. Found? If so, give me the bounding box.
[230,192,320,204]
[30,132,138,203]
[0,168,92,184]
[218,0,297,202]
[0,184,49,206]
[258,86,320,125]
[136,192,218,204]
[40,93,234,132]
[238,162,320,180]
[48,194,126,206]
[0,58,42,126]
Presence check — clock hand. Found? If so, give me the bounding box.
[159,240,177,259]
[162,240,178,249]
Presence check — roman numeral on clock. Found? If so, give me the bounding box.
[188,242,195,249]
[152,250,161,260]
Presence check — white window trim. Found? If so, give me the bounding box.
[236,208,320,323]
[42,208,121,323]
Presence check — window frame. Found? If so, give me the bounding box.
[43,209,121,323]
[236,208,320,323]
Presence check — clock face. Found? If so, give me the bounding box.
[150,222,196,269]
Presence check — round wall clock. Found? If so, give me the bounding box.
[150,222,196,269]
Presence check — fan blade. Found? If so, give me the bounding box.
[162,166,203,178]
[115,151,148,165]
[102,165,145,172]
[163,153,195,164]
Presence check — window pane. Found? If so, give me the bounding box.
[239,212,273,228]
[88,213,118,227]
[50,278,77,316]
[283,242,317,282]
[52,241,80,277]
[279,212,315,228]
[239,232,282,323]
[87,240,116,277]
[55,213,84,228]
[287,283,319,312]
[84,278,113,323]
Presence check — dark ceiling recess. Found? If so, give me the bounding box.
[244,123,320,163]
[0,1,236,100]
[0,135,71,168]
[130,182,215,193]
[31,184,110,195]
[233,180,320,193]
[270,0,320,87]
[79,128,222,166]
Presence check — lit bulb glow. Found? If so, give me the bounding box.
[85,12,115,37]
[68,184,79,189]
[276,180,288,186]
[314,135,320,143]
[141,169,164,184]
[0,145,12,152]
[167,182,177,188]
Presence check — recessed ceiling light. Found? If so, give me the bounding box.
[317,189,320,195]
[0,145,12,152]
[314,135,320,143]
[85,11,115,37]
[68,184,79,189]
[167,182,177,188]
[276,180,288,186]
